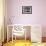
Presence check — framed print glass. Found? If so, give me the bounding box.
[22,6,32,14]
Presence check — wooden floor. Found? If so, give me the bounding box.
[3,40,46,46]
[3,40,31,46]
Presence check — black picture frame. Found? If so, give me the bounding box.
[22,6,32,14]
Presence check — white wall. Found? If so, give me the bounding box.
[7,0,46,37]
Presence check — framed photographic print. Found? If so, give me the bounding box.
[22,6,32,14]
